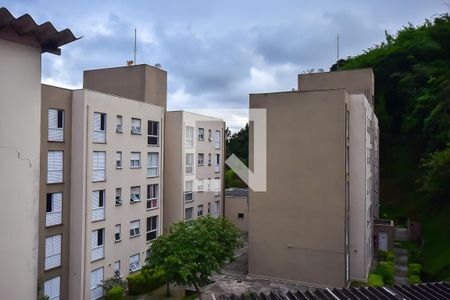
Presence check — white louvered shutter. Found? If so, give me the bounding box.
[44,276,60,300]
[90,268,104,299]
[47,151,63,183]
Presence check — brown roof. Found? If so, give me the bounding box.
[0,7,79,55]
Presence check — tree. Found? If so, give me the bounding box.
[146,216,242,300]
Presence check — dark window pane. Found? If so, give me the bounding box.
[46,194,52,212]
[147,218,151,232]
[148,136,158,145]
[98,229,104,245]
[57,110,64,128]
[99,190,104,207]
[152,216,157,228]
[100,114,106,130]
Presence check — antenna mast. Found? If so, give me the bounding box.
[336,34,340,71]
[134,28,137,65]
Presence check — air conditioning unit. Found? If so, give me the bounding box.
[131,126,141,134]
[114,270,123,279]
[116,125,123,133]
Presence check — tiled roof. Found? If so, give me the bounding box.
[220,282,450,300]
[0,7,79,55]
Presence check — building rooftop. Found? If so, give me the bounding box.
[225,188,249,198]
[220,282,450,300]
[0,7,79,55]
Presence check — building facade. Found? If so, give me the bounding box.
[164,111,225,231]
[224,188,249,232]
[248,69,379,287]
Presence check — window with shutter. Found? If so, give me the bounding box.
[47,151,63,183]
[185,126,194,148]
[48,108,64,141]
[215,130,220,149]
[131,118,141,134]
[146,184,158,209]
[91,229,104,261]
[146,216,158,241]
[130,186,140,203]
[92,151,106,182]
[46,192,62,227]
[116,115,123,133]
[45,234,61,270]
[130,220,140,237]
[130,152,141,168]
[115,224,121,242]
[184,181,193,202]
[147,121,159,145]
[129,254,140,273]
[116,151,122,168]
[90,267,104,300]
[44,276,61,300]
[93,112,106,143]
[197,205,203,217]
[147,153,159,177]
[198,128,204,141]
[185,153,194,174]
[115,188,122,206]
[91,190,105,221]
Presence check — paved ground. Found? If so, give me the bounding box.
[393,244,409,285]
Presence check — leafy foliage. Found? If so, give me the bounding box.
[335,13,450,280]
[126,269,165,296]
[368,274,384,287]
[105,286,124,300]
[147,216,242,299]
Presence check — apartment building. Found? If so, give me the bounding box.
[164,111,225,230]
[0,8,77,299]
[248,69,379,287]
[36,65,167,300]
[224,188,249,232]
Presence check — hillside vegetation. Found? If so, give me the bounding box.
[335,14,450,280]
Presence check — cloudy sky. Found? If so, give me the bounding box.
[2,0,447,131]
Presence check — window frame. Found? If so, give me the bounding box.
[185,126,194,148]
[147,120,160,146]
[147,184,158,210]
[130,186,141,203]
[130,220,141,238]
[147,152,159,177]
[146,216,158,242]
[130,151,141,168]
[131,118,142,135]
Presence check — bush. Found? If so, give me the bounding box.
[408,275,422,284]
[409,263,422,276]
[376,261,395,285]
[386,251,395,263]
[127,269,165,295]
[368,274,384,287]
[106,286,124,300]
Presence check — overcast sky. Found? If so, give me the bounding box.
[2,0,447,131]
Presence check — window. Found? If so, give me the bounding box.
[116,115,123,133]
[198,153,204,166]
[208,153,212,166]
[208,129,212,141]
[45,234,61,270]
[90,267,104,300]
[130,152,141,168]
[116,151,122,169]
[147,184,158,209]
[114,261,122,279]
[238,213,245,219]
[207,202,211,214]
[147,152,159,177]
[185,153,194,174]
[129,254,140,273]
[184,207,193,220]
[197,205,203,217]
[44,276,60,300]
[115,224,121,242]
[115,188,122,206]
[46,192,62,227]
[130,220,140,237]
[147,121,159,145]
[130,186,141,203]
[131,118,141,134]
[215,154,220,173]
[198,128,204,141]
[208,178,212,192]
[198,179,204,192]
[93,112,106,143]
[184,181,193,202]
[214,177,221,196]
[215,130,221,149]
[48,108,64,142]
[92,190,105,221]
[215,200,220,213]
[47,151,63,183]
[91,228,104,261]
[146,216,158,241]
[92,151,106,182]
[185,126,194,148]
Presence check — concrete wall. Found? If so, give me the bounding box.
[70,90,165,300]
[38,85,73,299]
[83,64,167,109]
[0,38,41,299]
[224,196,248,232]
[249,89,350,288]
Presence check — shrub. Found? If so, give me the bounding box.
[408,263,422,276]
[408,275,422,284]
[106,286,124,300]
[368,274,384,287]
[386,251,395,263]
[376,261,395,285]
[127,269,165,295]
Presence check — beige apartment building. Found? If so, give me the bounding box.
[248,69,379,287]
[164,111,225,230]
[0,8,77,300]
[224,188,249,232]
[37,65,167,300]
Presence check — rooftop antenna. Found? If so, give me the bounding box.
[134,28,137,65]
[336,34,340,71]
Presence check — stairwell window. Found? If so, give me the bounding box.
[131,118,141,135]
[92,151,106,182]
[130,220,140,238]
[184,180,193,202]
[146,216,158,241]
[92,190,105,222]
[185,153,194,174]
[147,184,158,209]
[147,121,159,145]
[147,152,159,177]
[45,234,61,270]
[93,112,106,143]
[46,192,62,227]
[130,152,141,168]
[130,186,141,203]
[91,228,104,261]
[185,126,194,148]
[47,151,63,184]
[48,108,64,142]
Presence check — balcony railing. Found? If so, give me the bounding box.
[91,245,104,261]
[46,211,62,227]
[92,208,104,221]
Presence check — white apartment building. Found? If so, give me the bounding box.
[164,111,225,231]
